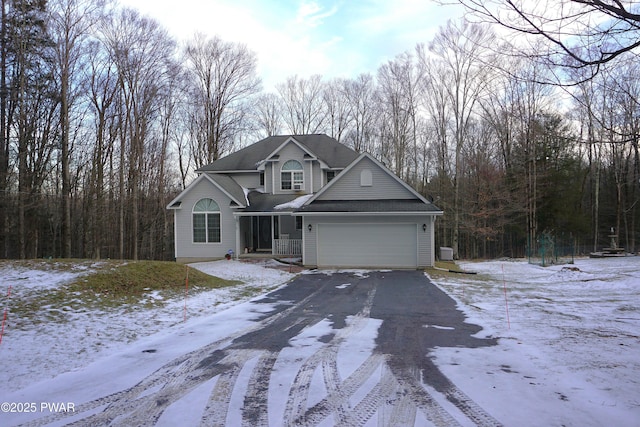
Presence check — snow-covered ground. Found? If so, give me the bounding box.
[0,257,638,426]
[429,257,640,426]
[0,259,295,393]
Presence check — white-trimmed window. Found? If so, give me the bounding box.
[281,160,304,190]
[193,198,221,243]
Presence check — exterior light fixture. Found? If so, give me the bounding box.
[422,224,427,232]
[308,224,312,232]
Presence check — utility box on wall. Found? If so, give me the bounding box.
[440,247,453,261]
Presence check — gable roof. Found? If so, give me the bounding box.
[305,152,429,204]
[166,173,247,209]
[196,134,358,172]
[297,152,442,214]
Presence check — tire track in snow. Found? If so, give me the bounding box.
[241,350,278,427]
[13,271,502,427]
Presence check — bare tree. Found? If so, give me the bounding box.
[376,52,420,179]
[425,19,494,258]
[342,73,377,153]
[252,92,282,138]
[100,7,176,260]
[323,78,352,142]
[452,0,640,75]
[85,36,118,259]
[49,0,107,258]
[277,74,327,134]
[184,33,261,167]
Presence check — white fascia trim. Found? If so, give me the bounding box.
[303,152,432,207]
[211,170,260,174]
[264,136,319,163]
[233,211,296,217]
[295,211,443,217]
[165,173,247,210]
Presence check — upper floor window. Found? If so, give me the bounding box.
[281,160,304,190]
[193,198,221,243]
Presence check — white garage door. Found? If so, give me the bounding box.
[317,223,417,268]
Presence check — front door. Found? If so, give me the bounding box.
[253,216,272,251]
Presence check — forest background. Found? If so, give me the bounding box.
[1,0,638,261]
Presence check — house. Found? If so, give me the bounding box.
[167,134,443,269]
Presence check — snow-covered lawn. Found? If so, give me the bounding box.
[0,256,638,426]
[0,259,295,393]
[429,256,640,426]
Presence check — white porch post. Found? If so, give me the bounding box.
[271,215,275,255]
[235,215,240,260]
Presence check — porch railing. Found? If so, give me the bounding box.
[273,238,302,256]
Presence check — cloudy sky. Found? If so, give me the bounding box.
[119,0,466,90]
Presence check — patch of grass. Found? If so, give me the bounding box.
[435,261,465,272]
[6,260,241,326]
[68,261,240,305]
[427,261,492,282]
[427,261,467,279]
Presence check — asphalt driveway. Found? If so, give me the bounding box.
[15,270,500,427]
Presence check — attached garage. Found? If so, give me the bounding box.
[317,223,418,268]
[296,152,443,269]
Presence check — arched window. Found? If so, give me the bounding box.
[193,198,221,243]
[281,160,304,190]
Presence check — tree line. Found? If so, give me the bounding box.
[1,0,638,260]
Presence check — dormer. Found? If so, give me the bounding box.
[260,137,325,194]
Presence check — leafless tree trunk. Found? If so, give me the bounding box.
[49,0,106,258]
[342,73,377,153]
[323,78,352,142]
[100,7,176,260]
[277,74,327,135]
[427,20,494,258]
[253,92,282,138]
[184,33,260,167]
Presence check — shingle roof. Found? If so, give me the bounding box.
[242,191,301,212]
[208,174,247,206]
[296,199,443,213]
[196,134,358,172]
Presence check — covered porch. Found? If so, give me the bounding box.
[235,213,302,257]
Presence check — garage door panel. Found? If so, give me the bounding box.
[317,223,417,268]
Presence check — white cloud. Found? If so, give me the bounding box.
[118,0,465,90]
[295,0,339,27]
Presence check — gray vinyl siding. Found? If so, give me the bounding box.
[316,156,415,201]
[302,215,436,268]
[173,178,237,261]
[266,141,323,195]
[274,143,306,194]
[279,215,302,239]
[265,163,273,194]
[312,161,322,192]
[225,172,260,190]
